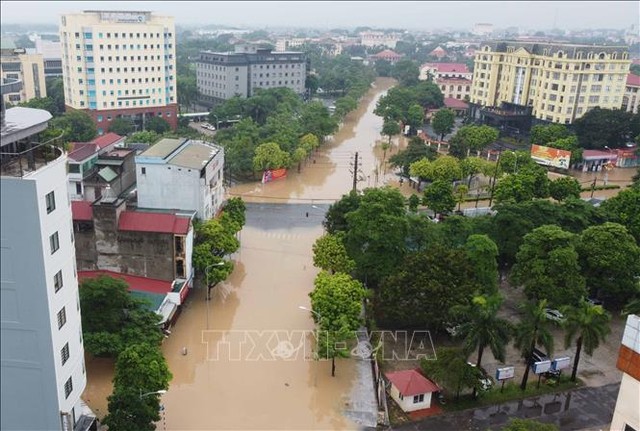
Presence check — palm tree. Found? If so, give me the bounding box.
[514,299,554,391]
[454,294,512,369]
[562,300,611,382]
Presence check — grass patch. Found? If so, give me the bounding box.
[441,375,583,412]
[581,184,620,191]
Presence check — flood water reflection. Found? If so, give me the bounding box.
[82,78,397,430]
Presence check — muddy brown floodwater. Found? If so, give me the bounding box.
[82,78,398,430]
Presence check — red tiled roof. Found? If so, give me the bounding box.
[423,62,469,73]
[78,270,172,295]
[68,143,98,162]
[373,49,402,59]
[71,201,93,221]
[118,211,190,234]
[385,369,440,396]
[444,98,469,109]
[91,132,124,149]
[627,74,640,87]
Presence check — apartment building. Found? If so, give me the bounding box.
[1,92,94,428]
[59,10,177,135]
[1,39,47,104]
[437,77,472,100]
[34,39,63,77]
[136,137,225,219]
[359,31,401,49]
[610,314,640,431]
[420,63,472,81]
[196,45,307,107]
[470,40,631,124]
[623,73,640,114]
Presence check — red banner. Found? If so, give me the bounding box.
[261,168,288,183]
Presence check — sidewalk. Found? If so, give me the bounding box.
[392,383,619,431]
[343,328,379,429]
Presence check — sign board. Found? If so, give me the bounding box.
[532,360,552,374]
[100,11,148,23]
[495,366,515,381]
[552,357,571,371]
[530,144,571,169]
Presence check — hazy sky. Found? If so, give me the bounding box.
[1,1,638,30]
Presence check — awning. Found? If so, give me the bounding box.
[98,166,118,182]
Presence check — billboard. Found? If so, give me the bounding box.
[532,360,552,374]
[530,144,571,169]
[495,366,515,381]
[552,357,571,371]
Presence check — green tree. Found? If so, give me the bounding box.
[562,300,611,382]
[376,246,478,330]
[252,142,290,172]
[599,187,640,243]
[222,197,246,230]
[494,165,550,204]
[514,300,554,391]
[573,107,636,149]
[323,191,362,234]
[549,176,582,201]
[381,117,401,145]
[334,96,358,119]
[576,222,640,307]
[530,123,571,146]
[431,108,456,141]
[18,97,60,116]
[406,104,425,133]
[51,110,97,142]
[498,150,536,175]
[511,225,587,307]
[104,343,172,431]
[146,116,171,134]
[126,130,160,144]
[455,184,469,212]
[453,294,511,369]
[464,234,499,294]
[45,76,66,115]
[456,125,499,155]
[460,156,495,188]
[547,136,583,167]
[421,347,482,400]
[392,58,420,86]
[315,324,352,377]
[431,155,463,182]
[305,74,319,95]
[312,234,356,274]
[177,75,198,112]
[300,101,338,141]
[423,180,456,216]
[109,117,135,135]
[389,136,437,177]
[374,59,393,77]
[343,187,409,286]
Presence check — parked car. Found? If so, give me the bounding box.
[467,362,493,391]
[201,122,216,131]
[544,308,565,322]
[587,297,604,307]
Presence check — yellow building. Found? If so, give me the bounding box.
[59,10,177,135]
[1,39,47,105]
[470,41,631,125]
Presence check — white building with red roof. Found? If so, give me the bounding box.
[623,73,640,114]
[429,46,448,59]
[385,369,440,412]
[420,63,472,81]
[370,49,403,65]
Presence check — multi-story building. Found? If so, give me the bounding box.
[359,31,401,49]
[1,84,94,429]
[623,73,640,114]
[1,39,47,104]
[196,45,307,106]
[135,137,225,219]
[420,62,473,81]
[610,314,640,431]
[34,39,64,77]
[59,10,177,135]
[437,77,473,101]
[472,23,494,37]
[470,40,631,125]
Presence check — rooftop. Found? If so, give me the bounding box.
[1,107,52,147]
[71,200,93,221]
[91,132,124,149]
[423,62,469,73]
[118,210,191,234]
[385,369,440,396]
[627,74,640,87]
[139,138,185,158]
[444,98,470,109]
[169,140,220,170]
[68,143,98,162]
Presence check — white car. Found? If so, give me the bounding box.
[201,122,216,131]
[544,308,565,322]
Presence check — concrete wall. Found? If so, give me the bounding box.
[610,373,640,431]
[388,385,432,412]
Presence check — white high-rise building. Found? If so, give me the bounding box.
[59,10,177,135]
[1,88,93,428]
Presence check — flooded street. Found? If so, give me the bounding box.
[82,78,396,430]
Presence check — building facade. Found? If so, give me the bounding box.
[420,63,472,81]
[1,104,92,430]
[59,10,178,134]
[196,45,307,106]
[136,137,225,219]
[623,73,640,114]
[610,314,640,431]
[470,40,631,124]
[437,78,472,100]
[35,39,64,77]
[1,40,47,105]
[359,31,400,49]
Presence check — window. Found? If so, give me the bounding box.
[61,343,70,365]
[50,232,60,254]
[141,167,146,175]
[54,270,63,293]
[64,376,73,399]
[413,394,425,403]
[45,191,56,213]
[57,307,67,329]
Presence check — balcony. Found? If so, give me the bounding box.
[1,141,65,178]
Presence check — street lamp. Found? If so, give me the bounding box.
[205,261,226,301]
[298,305,323,323]
[139,389,167,399]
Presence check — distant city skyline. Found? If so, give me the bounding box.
[1,1,638,31]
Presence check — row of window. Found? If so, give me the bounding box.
[75,55,173,65]
[79,76,168,86]
[75,43,173,51]
[440,85,471,92]
[80,87,168,96]
[198,63,303,71]
[74,31,172,39]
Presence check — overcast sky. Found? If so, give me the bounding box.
[1,1,638,31]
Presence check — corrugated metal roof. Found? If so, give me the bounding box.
[71,201,93,221]
[91,132,124,149]
[168,141,219,170]
[118,211,190,234]
[140,138,185,158]
[97,166,118,182]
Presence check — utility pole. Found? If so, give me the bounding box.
[352,152,359,192]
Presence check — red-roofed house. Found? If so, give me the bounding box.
[443,97,470,116]
[118,211,191,235]
[429,46,448,59]
[623,73,640,114]
[370,49,403,64]
[420,63,472,81]
[385,369,440,412]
